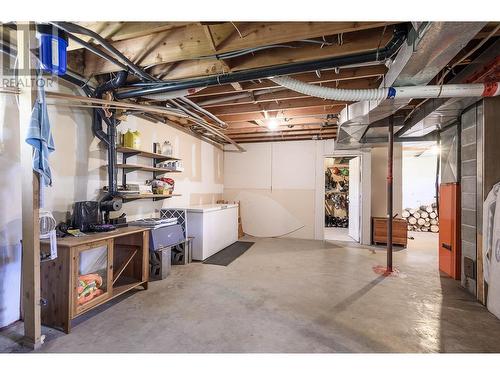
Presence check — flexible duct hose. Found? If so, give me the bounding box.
[270,76,500,101]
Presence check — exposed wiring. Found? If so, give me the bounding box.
[230,22,243,39]
[376,25,388,61]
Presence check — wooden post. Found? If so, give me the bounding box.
[17,22,43,349]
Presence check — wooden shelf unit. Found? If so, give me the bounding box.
[114,146,183,201]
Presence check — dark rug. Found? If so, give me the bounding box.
[203,241,255,266]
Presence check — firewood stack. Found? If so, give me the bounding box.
[402,203,439,233]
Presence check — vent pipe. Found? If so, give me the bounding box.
[270,76,500,101]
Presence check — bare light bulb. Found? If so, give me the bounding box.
[267,119,279,131]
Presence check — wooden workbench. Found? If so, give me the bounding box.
[40,226,150,333]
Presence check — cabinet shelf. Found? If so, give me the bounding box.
[116,146,181,161]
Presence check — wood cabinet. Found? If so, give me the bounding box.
[40,226,150,333]
[372,217,408,247]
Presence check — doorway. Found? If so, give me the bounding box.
[324,156,361,242]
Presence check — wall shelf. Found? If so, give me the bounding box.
[116,146,181,162]
[113,145,183,203]
[113,163,183,174]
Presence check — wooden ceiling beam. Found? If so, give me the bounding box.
[209,22,395,53]
[68,22,192,50]
[208,97,349,116]
[228,26,394,72]
[218,106,345,123]
[225,124,337,135]
[229,133,337,143]
[226,116,336,129]
[81,22,396,76]
[188,64,386,97]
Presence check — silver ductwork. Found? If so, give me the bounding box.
[399,38,500,138]
[335,21,487,149]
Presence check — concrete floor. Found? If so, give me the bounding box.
[324,227,355,242]
[3,232,500,353]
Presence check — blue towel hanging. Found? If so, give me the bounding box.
[25,76,55,187]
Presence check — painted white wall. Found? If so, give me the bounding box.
[402,152,437,209]
[224,140,318,239]
[370,145,403,218]
[224,139,373,244]
[0,79,223,328]
[0,82,22,328]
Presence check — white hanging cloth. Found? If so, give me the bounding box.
[483,182,500,318]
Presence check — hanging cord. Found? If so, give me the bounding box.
[375,25,388,62]
[230,22,243,39]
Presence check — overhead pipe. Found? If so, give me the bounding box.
[59,29,133,75]
[196,87,285,107]
[49,22,157,82]
[177,97,227,128]
[114,26,408,99]
[270,76,500,101]
[167,99,244,152]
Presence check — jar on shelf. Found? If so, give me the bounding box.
[162,141,173,157]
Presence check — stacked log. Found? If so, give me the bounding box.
[402,203,439,232]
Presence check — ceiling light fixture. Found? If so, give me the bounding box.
[267,119,279,131]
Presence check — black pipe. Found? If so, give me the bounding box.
[115,26,408,100]
[91,71,128,198]
[91,71,128,144]
[51,22,156,82]
[387,115,394,272]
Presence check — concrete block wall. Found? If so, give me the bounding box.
[460,102,482,295]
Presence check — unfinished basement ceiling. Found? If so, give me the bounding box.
[62,21,500,145]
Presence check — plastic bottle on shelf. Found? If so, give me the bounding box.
[132,131,141,149]
[123,129,134,148]
[163,141,173,157]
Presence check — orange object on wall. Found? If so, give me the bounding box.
[438,183,461,280]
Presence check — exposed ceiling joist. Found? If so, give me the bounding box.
[81,23,395,76]
[67,22,192,50]
[208,22,395,53]
[217,106,345,123]
[231,134,337,143]
[225,124,337,135]
[208,97,349,116]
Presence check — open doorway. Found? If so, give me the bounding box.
[324,156,361,242]
[401,142,440,251]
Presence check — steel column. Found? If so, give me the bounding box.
[387,116,394,271]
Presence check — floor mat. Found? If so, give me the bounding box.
[203,241,255,266]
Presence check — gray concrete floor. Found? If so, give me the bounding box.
[3,232,500,353]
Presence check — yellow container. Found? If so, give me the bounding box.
[123,130,141,149]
